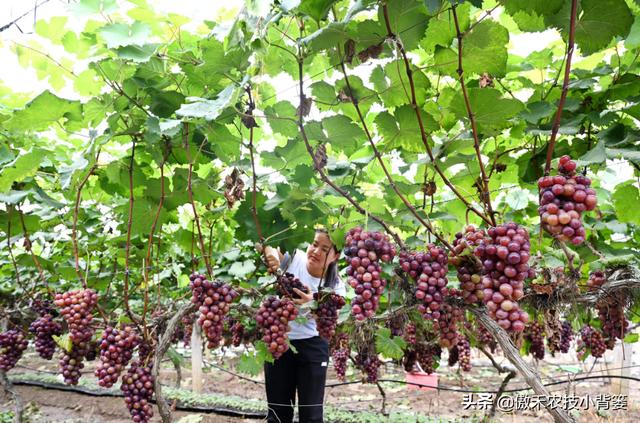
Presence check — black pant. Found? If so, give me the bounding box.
[264,336,329,423]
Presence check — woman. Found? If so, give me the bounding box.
[262,228,346,423]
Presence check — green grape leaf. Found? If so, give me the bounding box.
[53,333,73,353]
[99,22,151,48]
[462,20,509,77]
[237,351,264,376]
[450,88,524,132]
[115,44,160,62]
[298,0,339,22]
[375,327,406,359]
[176,84,240,121]
[69,0,118,16]
[612,183,640,225]
[5,90,82,131]
[0,149,43,193]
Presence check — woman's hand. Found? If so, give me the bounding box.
[292,285,313,305]
[263,246,281,274]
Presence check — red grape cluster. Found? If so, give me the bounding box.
[403,322,416,345]
[29,314,62,360]
[405,342,441,374]
[54,289,98,344]
[59,343,88,385]
[255,296,298,359]
[355,351,382,383]
[31,299,57,317]
[231,321,245,347]
[477,324,497,352]
[436,303,464,348]
[278,273,310,299]
[331,333,350,382]
[313,292,346,340]
[344,227,396,320]
[121,360,154,423]
[587,270,606,292]
[599,304,629,349]
[525,322,545,360]
[457,336,472,372]
[399,245,449,319]
[189,273,239,349]
[474,222,532,332]
[560,321,573,353]
[95,326,141,388]
[385,315,405,337]
[452,226,488,305]
[447,344,459,367]
[0,330,28,371]
[538,155,596,245]
[577,325,606,358]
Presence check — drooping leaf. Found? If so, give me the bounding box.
[5,91,82,131]
[176,84,240,121]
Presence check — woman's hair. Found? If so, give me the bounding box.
[315,228,341,289]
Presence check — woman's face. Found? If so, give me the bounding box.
[306,232,338,276]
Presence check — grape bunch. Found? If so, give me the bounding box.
[452,226,488,305]
[278,272,310,299]
[29,314,62,360]
[331,333,350,382]
[31,299,58,317]
[121,360,155,423]
[355,351,382,383]
[54,289,98,344]
[560,321,573,353]
[59,343,88,385]
[599,304,629,349]
[385,315,405,338]
[404,342,441,374]
[313,292,346,340]
[538,155,597,245]
[189,273,239,349]
[0,330,28,371]
[546,317,562,355]
[474,222,532,332]
[525,321,545,360]
[477,324,497,352]
[399,245,449,320]
[403,322,416,345]
[577,325,606,358]
[457,336,472,372]
[436,303,464,348]
[447,344,459,367]
[231,321,245,347]
[255,296,298,359]
[344,227,396,320]
[587,270,606,292]
[95,326,141,388]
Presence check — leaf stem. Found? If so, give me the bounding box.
[295,44,404,249]
[73,150,100,286]
[246,86,264,242]
[183,122,213,278]
[336,56,452,250]
[381,4,492,226]
[544,0,579,176]
[452,5,496,226]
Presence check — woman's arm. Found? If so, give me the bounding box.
[263,246,285,273]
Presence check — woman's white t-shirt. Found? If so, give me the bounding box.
[284,250,347,340]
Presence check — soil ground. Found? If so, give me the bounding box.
[1,342,639,422]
